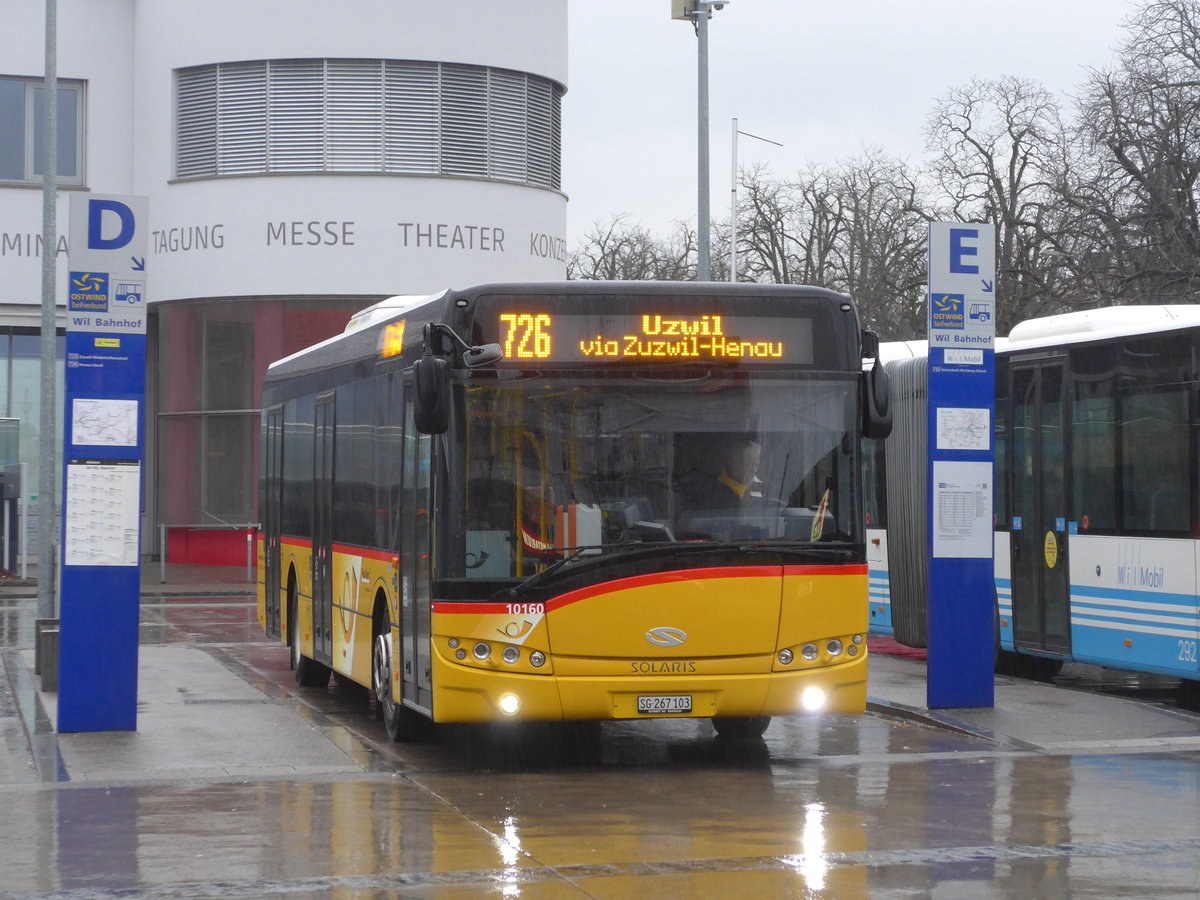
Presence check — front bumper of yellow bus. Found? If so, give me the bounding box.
[428,650,867,723]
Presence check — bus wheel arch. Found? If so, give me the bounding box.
[372,589,432,742]
[290,567,330,688]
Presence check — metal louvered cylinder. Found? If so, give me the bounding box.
[174,59,563,189]
[884,356,930,648]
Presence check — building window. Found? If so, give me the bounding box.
[0,76,85,185]
[157,297,366,529]
[175,59,562,189]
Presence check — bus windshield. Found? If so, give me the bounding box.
[453,369,859,579]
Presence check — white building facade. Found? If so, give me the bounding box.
[0,0,567,563]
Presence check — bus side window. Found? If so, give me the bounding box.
[1121,388,1189,533]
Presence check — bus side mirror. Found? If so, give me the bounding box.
[463,342,503,368]
[863,359,892,439]
[861,329,879,360]
[414,351,450,434]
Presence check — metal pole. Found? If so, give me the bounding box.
[728,124,783,284]
[730,117,738,282]
[696,3,711,281]
[19,467,27,579]
[38,0,58,619]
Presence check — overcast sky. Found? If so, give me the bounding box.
[562,0,1138,243]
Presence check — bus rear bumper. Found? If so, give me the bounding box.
[430,653,867,723]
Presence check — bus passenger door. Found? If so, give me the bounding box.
[1010,363,1071,656]
[263,406,283,638]
[312,393,335,665]
[401,399,434,712]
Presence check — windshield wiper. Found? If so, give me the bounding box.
[733,541,857,559]
[494,540,642,599]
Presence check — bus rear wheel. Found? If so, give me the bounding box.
[711,716,771,739]
[373,609,431,742]
[289,581,330,688]
[1179,679,1200,712]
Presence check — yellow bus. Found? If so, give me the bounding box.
[257,281,892,740]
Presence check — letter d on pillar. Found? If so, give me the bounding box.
[88,199,136,251]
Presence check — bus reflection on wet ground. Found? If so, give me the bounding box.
[3,590,1200,898]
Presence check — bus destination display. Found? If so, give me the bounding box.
[496,313,814,364]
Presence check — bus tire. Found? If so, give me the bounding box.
[995,649,1024,676]
[711,716,771,739]
[374,604,431,743]
[289,575,330,688]
[1022,654,1064,682]
[1179,679,1200,712]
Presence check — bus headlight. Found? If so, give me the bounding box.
[473,642,491,660]
[801,686,827,711]
[502,646,520,664]
[498,693,521,715]
[801,643,819,661]
[826,639,843,656]
[778,648,794,665]
[529,650,546,668]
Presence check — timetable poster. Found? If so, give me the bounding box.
[64,459,140,567]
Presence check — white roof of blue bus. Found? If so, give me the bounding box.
[878,340,927,362]
[1005,305,1200,349]
[876,305,1200,362]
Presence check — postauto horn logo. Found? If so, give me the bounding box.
[646,626,688,647]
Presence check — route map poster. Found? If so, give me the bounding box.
[935,407,990,451]
[71,398,139,447]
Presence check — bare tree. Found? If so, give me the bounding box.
[568,215,695,281]
[733,166,803,284]
[732,156,931,339]
[834,150,930,339]
[1074,0,1200,301]
[926,76,1070,332]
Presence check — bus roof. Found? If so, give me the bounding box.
[265,280,858,378]
[877,305,1200,363]
[1005,305,1200,350]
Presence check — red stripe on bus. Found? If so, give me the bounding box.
[783,564,867,577]
[331,543,397,563]
[276,536,395,565]
[432,602,525,615]
[431,564,865,615]
[543,566,779,611]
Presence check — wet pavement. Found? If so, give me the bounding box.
[2,569,1200,897]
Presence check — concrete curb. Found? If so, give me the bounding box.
[866,698,1040,750]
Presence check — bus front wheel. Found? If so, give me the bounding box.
[373,608,431,742]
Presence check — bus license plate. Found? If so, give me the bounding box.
[637,695,692,714]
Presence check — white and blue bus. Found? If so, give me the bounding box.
[870,306,1200,707]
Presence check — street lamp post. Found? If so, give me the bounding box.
[672,0,728,282]
[729,119,782,282]
[39,0,57,619]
